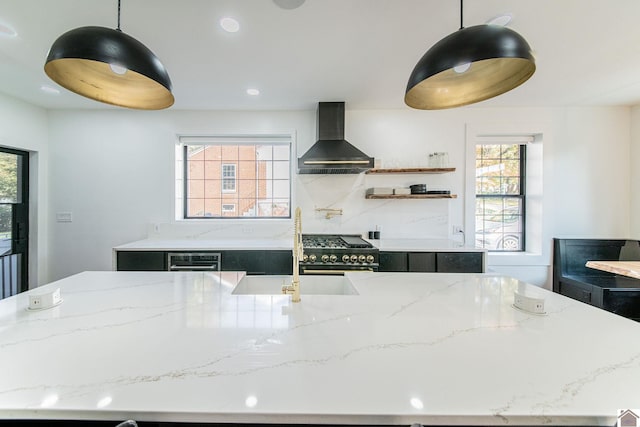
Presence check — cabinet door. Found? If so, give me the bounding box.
[407,252,436,272]
[436,252,483,273]
[266,250,293,275]
[378,251,408,272]
[221,251,266,274]
[558,280,592,304]
[116,251,167,271]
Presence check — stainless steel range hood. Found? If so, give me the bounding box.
[298,102,374,174]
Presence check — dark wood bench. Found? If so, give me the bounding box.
[553,238,640,321]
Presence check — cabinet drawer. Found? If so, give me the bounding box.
[379,251,408,272]
[558,280,592,304]
[116,251,167,271]
[266,250,293,275]
[407,252,436,272]
[221,250,266,274]
[436,252,483,273]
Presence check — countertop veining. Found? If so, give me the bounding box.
[0,271,638,425]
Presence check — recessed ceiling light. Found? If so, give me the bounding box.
[40,85,60,95]
[220,17,240,33]
[273,0,306,10]
[246,88,260,96]
[0,21,17,38]
[486,13,512,26]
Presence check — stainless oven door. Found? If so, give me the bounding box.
[168,252,221,271]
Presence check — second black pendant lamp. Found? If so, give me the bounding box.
[44,0,174,110]
[405,0,535,110]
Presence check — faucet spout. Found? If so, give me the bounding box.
[283,206,302,302]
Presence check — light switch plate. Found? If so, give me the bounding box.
[56,212,72,222]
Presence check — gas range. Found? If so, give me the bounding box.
[300,234,379,273]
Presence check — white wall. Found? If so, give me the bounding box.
[46,105,631,286]
[630,105,640,238]
[0,92,49,287]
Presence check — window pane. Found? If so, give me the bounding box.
[272,199,290,217]
[475,197,524,251]
[239,145,256,160]
[238,161,255,179]
[202,199,219,217]
[273,145,290,161]
[188,199,205,217]
[183,141,291,219]
[502,160,520,177]
[204,180,220,198]
[257,160,272,180]
[189,180,204,198]
[239,179,257,196]
[475,143,525,252]
[204,146,221,160]
[272,161,290,179]
[221,146,239,160]
[261,180,273,197]
[188,159,204,179]
[256,145,273,161]
[273,180,290,198]
[0,204,12,254]
[501,145,520,159]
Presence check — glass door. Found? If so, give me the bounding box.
[0,148,28,300]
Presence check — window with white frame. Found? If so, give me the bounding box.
[475,142,526,251]
[176,135,292,219]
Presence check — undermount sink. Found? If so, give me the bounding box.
[232,275,359,295]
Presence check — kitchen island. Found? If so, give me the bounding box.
[1,271,639,426]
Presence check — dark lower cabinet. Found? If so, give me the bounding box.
[379,251,408,272]
[115,249,484,275]
[116,251,167,271]
[266,250,293,275]
[408,252,436,272]
[436,252,484,273]
[220,250,293,275]
[221,251,266,274]
[116,250,292,275]
[378,251,484,273]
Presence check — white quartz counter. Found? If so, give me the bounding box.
[113,238,481,253]
[371,238,483,252]
[113,238,293,251]
[1,271,639,425]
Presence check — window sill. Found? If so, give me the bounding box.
[486,251,550,267]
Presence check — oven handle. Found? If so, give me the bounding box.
[302,268,374,275]
[169,265,219,271]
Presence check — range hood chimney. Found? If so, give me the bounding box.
[298,102,374,174]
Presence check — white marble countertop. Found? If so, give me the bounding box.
[114,238,482,253]
[370,238,484,252]
[1,271,639,425]
[113,238,293,251]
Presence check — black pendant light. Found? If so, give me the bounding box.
[44,0,174,110]
[405,0,535,110]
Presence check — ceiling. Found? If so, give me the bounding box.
[1,0,640,111]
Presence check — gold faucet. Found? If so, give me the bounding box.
[282,207,302,302]
[315,207,343,219]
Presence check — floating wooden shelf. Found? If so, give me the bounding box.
[366,167,455,174]
[365,194,457,199]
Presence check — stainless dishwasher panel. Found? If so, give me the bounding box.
[167,252,221,271]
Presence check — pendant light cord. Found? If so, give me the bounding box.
[117,0,121,31]
[459,0,464,30]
